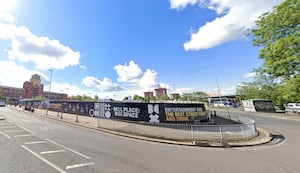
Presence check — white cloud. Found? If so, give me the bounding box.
[82,76,123,92]
[243,71,257,78]
[0,13,17,24]
[0,61,44,87]
[114,60,158,90]
[138,69,158,90]
[79,65,87,70]
[169,0,198,10]
[170,0,284,51]
[0,17,80,70]
[114,60,143,82]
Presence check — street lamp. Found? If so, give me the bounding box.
[49,69,52,95]
[46,69,53,115]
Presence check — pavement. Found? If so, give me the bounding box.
[8,106,288,148]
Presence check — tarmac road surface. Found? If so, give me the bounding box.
[0,107,299,173]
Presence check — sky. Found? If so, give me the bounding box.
[0,0,284,100]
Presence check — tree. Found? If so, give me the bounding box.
[180,91,207,102]
[252,0,300,79]
[93,95,99,101]
[250,0,300,106]
[236,68,284,107]
[133,95,144,101]
[33,95,48,101]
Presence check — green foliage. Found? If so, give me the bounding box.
[158,94,169,100]
[236,68,299,108]
[179,91,206,102]
[248,0,300,107]
[277,74,300,103]
[252,0,300,79]
[69,94,99,101]
[33,95,48,101]
[133,95,144,101]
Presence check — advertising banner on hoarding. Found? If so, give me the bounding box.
[60,101,207,123]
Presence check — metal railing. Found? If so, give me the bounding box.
[96,115,257,143]
[21,106,257,143]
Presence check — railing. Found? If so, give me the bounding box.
[19,106,257,143]
[96,115,257,143]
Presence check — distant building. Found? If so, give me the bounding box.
[0,85,24,100]
[170,93,180,100]
[0,74,68,103]
[155,88,167,100]
[144,91,154,98]
[23,74,44,98]
[43,91,68,100]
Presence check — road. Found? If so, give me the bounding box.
[0,107,299,173]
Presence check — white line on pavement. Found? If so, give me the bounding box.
[4,129,24,133]
[66,162,95,170]
[25,141,48,145]
[17,125,34,134]
[0,126,17,129]
[46,138,91,159]
[40,150,66,154]
[13,134,34,138]
[22,145,67,173]
[0,131,11,139]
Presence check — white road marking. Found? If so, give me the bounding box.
[25,141,48,145]
[4,129,24,133]
[46,138,91,159]
[40,149,66,154]
[0,125,17,129]
[13,134,34,137]
[40,150,66,154]
[0,131,11,138]
[17,125,34,134]
[66,162,95,170]
[22,145,67,173]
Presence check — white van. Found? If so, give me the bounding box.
[285,103,300,114]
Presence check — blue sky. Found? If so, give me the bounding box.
[0,0,283,100]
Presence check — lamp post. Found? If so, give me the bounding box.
[46,69,52,115]
[49,69,52,94]
[216,77,222,104]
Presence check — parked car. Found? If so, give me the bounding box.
[285,103,300,114]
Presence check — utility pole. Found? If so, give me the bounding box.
[216,77,222,103]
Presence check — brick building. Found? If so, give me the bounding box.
[154,87,167,100]
[0,74,67,103]
[144,91,154,99]
[43,91,68,100]
[0,85,24,100]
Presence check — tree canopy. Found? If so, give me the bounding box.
[244,0,300,107]
[69,94,99,101]
[252,0,299,79]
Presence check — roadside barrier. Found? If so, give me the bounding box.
[22,106,257,143]
[95,115,257,143]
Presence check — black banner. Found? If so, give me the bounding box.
[58,101,208,123]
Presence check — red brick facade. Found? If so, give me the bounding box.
[154,88,167,100]
[144,91,154,98]
[0,74,67,101]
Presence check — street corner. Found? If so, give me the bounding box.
[227,126,284,147]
